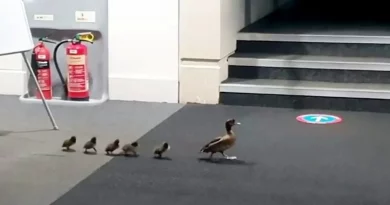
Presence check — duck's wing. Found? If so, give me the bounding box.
[200,136,224,152]
[84,141,93,149]
[153,145,161,153]
[105,143,112,151]
[123,144,134,152]
[62,140,68,147]
[122,144,128,150]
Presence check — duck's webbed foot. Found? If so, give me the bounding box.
[220,151,237,160]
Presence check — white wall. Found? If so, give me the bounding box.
[0,0,180,103]
[0,0,290,103]
[108,0,179,103]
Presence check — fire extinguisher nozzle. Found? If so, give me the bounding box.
[38,37,58,44]
[80,40,93,44]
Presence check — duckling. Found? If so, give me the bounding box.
[105,139,120,155]
[83,137,97,153]
[200,119,240,160]
[153,142,170,158]
[122,141,139,156]
[62,136,76,150]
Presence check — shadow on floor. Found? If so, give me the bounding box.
[62,148,76,153]
[197,157,256,166]
[11,129,55,134]
[153,156,172,161]
[0,130,12,136]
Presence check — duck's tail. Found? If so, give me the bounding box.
[199,146,208,153]
[153,147,160,154]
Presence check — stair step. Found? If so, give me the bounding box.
[229,53,390,71]
[228,66,390,84]
[235,41,390,58]
[237,33,390,44]
[223,1,390,112]
[220,78,390,99]
[219,92,390,113]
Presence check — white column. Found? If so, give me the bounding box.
[179,0,291,104]
[179,0,246,104]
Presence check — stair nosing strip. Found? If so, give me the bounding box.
[237,33,390,44]
[221,83,390,93]
[220,83,390,99]
[238,33,390,39]
[229,57,390,65]
[228,57,390,70]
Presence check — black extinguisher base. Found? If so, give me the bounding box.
[69,97,89,101]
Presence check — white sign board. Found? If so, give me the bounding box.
[0,0,34,56]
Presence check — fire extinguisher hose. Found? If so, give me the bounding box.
[31,44,40,77]
[53,39,72,99]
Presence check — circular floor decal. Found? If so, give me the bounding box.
[296,114,342,125]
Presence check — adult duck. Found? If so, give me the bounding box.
[200,118,240,159]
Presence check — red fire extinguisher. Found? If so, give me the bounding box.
[34,42,52,100]
[66,41,89,101]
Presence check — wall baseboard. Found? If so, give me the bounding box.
[0,70,26,95]
[108,75,178,103]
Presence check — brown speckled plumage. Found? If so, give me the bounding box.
[153,142,170,158]
[62,136,76,150]
[122,141,139,156]
[105,139,120,155]
[83,137,97,153]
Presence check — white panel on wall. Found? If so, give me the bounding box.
[108,0,179,103]
[180,0,221,59]
[0,54,25,95]
[0,54,23,70]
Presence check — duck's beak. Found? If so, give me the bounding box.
[236,122,241,125]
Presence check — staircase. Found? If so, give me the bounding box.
[219,8,390,113]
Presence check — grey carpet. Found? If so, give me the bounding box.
[50,104,390,205]
[0,96,183,205]
[0,96,183,137]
